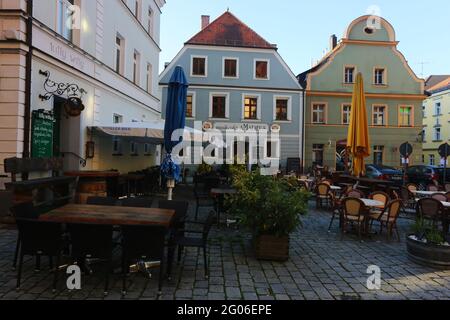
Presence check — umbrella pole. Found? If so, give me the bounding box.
[167,179,175,201]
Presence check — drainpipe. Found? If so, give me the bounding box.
[301,89,306,173]
[23,0,34,158]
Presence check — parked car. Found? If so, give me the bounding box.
[405,165,450,189]
[365,164,404,185]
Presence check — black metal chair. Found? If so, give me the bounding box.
[66,224,114,296]
[121,225,167,296]
[172,213,215,279]
[193,175,220,220]
[86,196,117,206]
[120,197,153,208]
[12,202,63,290]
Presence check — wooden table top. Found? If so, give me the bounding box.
[39,204,175,227]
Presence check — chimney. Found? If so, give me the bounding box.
[330,34,337,50]
[201,15,210,30]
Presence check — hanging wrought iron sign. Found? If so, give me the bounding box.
[38,70,87,117]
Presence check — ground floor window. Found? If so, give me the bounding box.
[429,154,435,166]
[312,144,324,166]
[373,145,384,165]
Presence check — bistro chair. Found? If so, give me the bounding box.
[427,184,439,192]
[431,193,447,202]
[341,198,366,241]
[328,192,345,232]
[406,183,418,192]
[417,198,444,229]
[193,175,220,220]
[121,225,167,296]
[86,196,117,206]
[345,189,365,199]
[120,197,153,208]
[399,187,417,214]
[368,191,390,214]
[171,213,216,279]
[66,224,114,296]
[369,200,402,241]
[316,183,332,209]
[11,202,64,290]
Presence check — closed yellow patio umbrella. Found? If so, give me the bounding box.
[347,73,370,177]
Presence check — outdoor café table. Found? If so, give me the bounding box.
[411,190,446,198]
[210,188,237,226]
[360,199,384,235]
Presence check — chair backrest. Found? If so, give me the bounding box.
[15,217,62,256]
[431,193,447,202]
[427,184,439,192]
[68,224,113,259]
[386,200,402,222]
[158,200,189,231]
[406,184,418,192]
[400,187,414,201]
[342,198,365,217]
[120,197,153,208]
[369,191,390,210]
[86,196,117,206]
[322,179,332,186]
[346,189,364,199]
[121,225,167,261]
[445,184,450,193]
[417,198,443,221]
[316,183,330,196]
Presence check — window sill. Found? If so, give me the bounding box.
[373,84,388,87]
[342,82,355,86]
[209,118,229,121]
[190,74,207,78]
[223,76,239,80]
[273,120,292,123]
[242,119,262,122]
[254,77,269,81]
[432,140,443,143]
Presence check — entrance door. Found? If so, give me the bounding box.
[336,140,349,172]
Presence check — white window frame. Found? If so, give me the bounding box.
[435,102,442,116]
[113,113,123,124]
[209,92,229,119]
[222,57,239,79]
[186,91,196,119]
[146,63,153,93]
[190,55,208,77]
[254,59,270,80]
[342,104,352,125]
[57,0,74,42]
[312,103,327,124]
[374,67,387,85]
[133,50,141,86]
[343,65,356,84]
[242,94,262,121]
[273,96,292,122]
[429,154,435,166]
[372,105,387,126]
[115,34,125,75]
[135,0,142,21]
[147,7,153,36]
[373,145,384,165]
[434,127,442,141]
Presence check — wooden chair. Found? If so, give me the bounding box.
[345,189,365,199]
[399,187,417,214]
[316,183,331,209]
[417,198,444,230]
[369,200,402,241]
[368,191,390,215]
[406,183,418,192]
[341,198,366,241]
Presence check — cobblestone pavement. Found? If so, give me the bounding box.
[0,197,449,300]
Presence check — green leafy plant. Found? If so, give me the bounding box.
[227,170,310,238]
[196,162,213,176]
[412,217,445,245]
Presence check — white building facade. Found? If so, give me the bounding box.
[0,0,165,175]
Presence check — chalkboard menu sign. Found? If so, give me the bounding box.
[31,110,54,158]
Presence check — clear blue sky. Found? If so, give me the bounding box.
[160,0,450,79]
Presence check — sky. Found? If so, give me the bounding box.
[160,0,450,79]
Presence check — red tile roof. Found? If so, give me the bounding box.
[185,11,277,50]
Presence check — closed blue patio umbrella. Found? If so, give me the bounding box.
[161,66,189,200]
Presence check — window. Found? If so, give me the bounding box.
[434,128,442,141]
[373,105,386,126]
[113,137,122,155]
[57,0,74,41]
[244,97,258,120]
[275,98,289,121]
[373,146,384,165]
[130,142,138,156]
[312,144,324,166]
[133,51,141,85]
[223,58,238,78]
[186,94,194,118]
[435,102,442,116]
[429,154,435,166]
[422,105,426,118]
[212,96,226,119]
[422,129,426,142]
[374,68,386,85]
[312,103,326,124]
[146,63,152,93]
[144,143,151,156]
[147,8,153,36]
[254,60,269,79]
[115,35,124,75]
[135,0,142,21]
[344,66,355,84]
[191,57,206,76]
[399,106,413,127]
[113,114,123,124]
[342,104,351,125]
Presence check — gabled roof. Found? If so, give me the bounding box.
[185,11,277,50]
[425,75,450,91]
[427,76,450,94]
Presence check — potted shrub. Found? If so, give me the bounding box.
[406,217,450,269]
[227,170,310,261]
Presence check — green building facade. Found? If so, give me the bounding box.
[299,16,425,171]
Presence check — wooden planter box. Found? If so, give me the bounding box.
[254,234,290,261]
[406,236,450,269]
